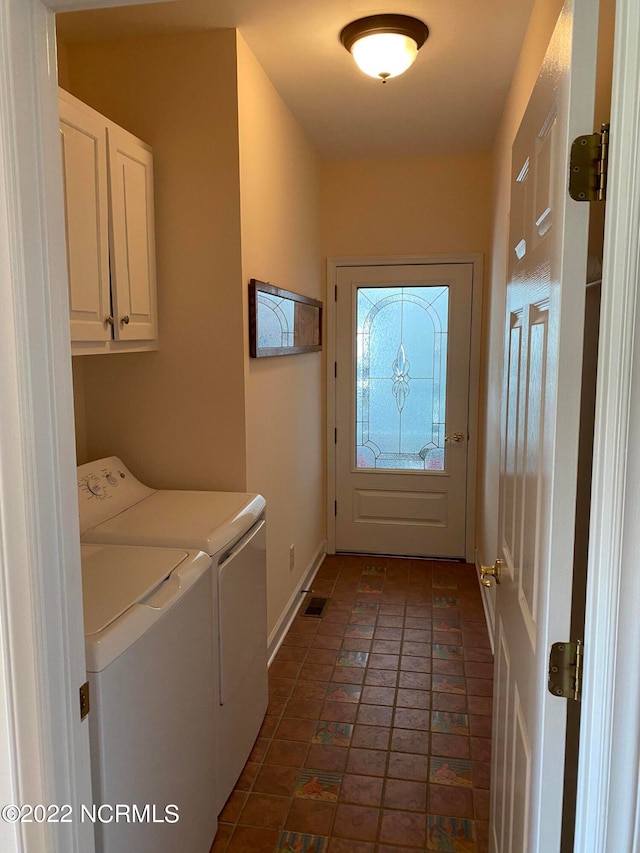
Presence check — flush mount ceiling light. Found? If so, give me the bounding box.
[340,14,429,83]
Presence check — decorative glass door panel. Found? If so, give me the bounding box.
[356,285,449,471]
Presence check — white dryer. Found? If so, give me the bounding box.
[81,542,217,853]
[77,457,268,812]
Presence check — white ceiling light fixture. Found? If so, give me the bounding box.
[340,14,430,83]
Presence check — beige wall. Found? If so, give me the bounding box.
[236,34,324,636]
[62,28,325,638]
[321,151,492,562]
[71,358,88,463]
[56,39,70,89]
[64,31,247,490]
[321,153,492,258]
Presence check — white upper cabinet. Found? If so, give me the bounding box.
[59,89,158,354]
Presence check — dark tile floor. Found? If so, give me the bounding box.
[210,553,493,853]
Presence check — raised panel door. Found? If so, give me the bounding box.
[490,0,598,848]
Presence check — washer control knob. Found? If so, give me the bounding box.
[85,478,104,498]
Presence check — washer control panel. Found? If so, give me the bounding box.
[77,457,154,534]
[79,466,126,501]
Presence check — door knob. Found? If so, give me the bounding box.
[445,431,464,442]
[480,559,503,587]
[105,315,114,326]
[121,315,130,325]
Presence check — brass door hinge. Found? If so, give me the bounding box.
[548,640,583,701]
[79,681,90,720]
[569,123,609,202]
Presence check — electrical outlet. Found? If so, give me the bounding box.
[289,544,295,571]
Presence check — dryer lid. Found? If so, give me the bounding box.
[81,543,190,636]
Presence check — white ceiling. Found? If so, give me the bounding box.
[56,0,536,160]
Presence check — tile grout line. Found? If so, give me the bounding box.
[212,555,492,853]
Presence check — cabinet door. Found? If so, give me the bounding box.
[107,126,158,342]
[59,98,112,342]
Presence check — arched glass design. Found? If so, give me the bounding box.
[356,285,449,470]
[256,293,295,348]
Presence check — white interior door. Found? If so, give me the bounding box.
[335,262,473,558]
[490,0,598,849]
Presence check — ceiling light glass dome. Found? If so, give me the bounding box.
[340,15,429,82]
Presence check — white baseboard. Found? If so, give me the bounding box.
[475,546,496,655]
[268,540,327,665]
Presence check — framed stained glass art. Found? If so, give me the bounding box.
[249,280,323,357]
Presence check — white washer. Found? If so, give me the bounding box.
[77,457,268,812]
[81,542,217,853]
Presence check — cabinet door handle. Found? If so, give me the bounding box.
[105,315,114,326]
[121,315,130,325]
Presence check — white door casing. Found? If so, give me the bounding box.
[490,0,598,849]
[0,2,95,851]
[0,0,170,851]
[334,262,474,558]
[575,0,640,847]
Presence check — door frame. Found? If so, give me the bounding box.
[574,0,640,846]
[326,253,484,563]
[0,0,170,851]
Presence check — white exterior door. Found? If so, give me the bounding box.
[490,0,598,849]
[335,262,474,558]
